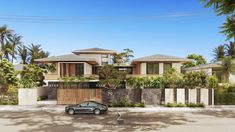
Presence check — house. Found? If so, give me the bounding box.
[35,48,192,83]
[35,48,116,83]
[131,54,192,77]
[184,61,235,83]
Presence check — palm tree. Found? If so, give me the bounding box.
[220,56,235,83]
[213,45,225,61]
[28,44,42,63]
[8,34,22,63]
[221,15,235,40]
[18,45,29,64]
[225,41,235,58]
[1,41,13,61]
[0,25,13,60]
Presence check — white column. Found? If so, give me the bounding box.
[159,63,164,75]
[140,63,147,75]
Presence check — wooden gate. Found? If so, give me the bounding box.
[57,89,102,104]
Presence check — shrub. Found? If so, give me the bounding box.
[165,103,204,107]
[127,76,164,89]
[208,75,219,89]
[186,103,205,107]
[163,68,183,88]
[183,71,208,89]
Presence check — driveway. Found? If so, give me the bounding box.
[0,110,235,132]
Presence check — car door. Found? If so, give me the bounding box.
[87,102,98,113]
[76,102,89,113]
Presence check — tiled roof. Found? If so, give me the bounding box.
[34,54,96,62]
[133,54,192,62]
[72,48,116,54]
[184,62,221,71]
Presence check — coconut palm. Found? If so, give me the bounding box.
[18,45,29,64]
[0,25,13,60]
[28,43,50,63]
[213,45,226,61]
[221,15,235,40]
[28,44,42,63]
[8,34,22,63]
[225,41,235,58]
[220,56,235,83]
[1,41,13,61]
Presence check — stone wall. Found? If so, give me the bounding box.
[102,89,142,104]
[141,89,162,106]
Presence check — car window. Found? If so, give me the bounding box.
[80,102,88,107]
[88,102,98,107]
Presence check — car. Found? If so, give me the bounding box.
[65,101,108,115]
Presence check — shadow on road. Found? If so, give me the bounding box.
[0,111,196,132]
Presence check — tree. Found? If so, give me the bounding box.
[98,65,126,90]
[8,34,22,63]
[225,41,235,58]
[28,44,49,63]
[220,56,235,83]
[213,44,226,61]
[221,15,235,40]
[0,25,13,60]
[113,48,134,64]
[0,59,18,95]
[18,45,29,64]
[202,0,235,40]
[183,54,207,68]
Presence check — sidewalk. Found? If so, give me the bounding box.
[0,105,235,112]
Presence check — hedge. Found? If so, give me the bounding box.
[215,92,235,105]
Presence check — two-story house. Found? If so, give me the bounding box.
[35,48,192,83]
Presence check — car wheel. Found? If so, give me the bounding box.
[68,109,75,115]
[94,109,101,115]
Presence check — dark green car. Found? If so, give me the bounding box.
[65,101,108,115]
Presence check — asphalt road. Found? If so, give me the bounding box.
[0,110,235,132]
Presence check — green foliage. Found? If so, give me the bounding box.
[183,54,207,68]
[0,85,18,105]
[0,59,18,87]
[127,76,164,89]
[202,0,235,40]
[59,76,93,82]
[112,48,134,64]
[208,75,219,88]
[165,103,205,107]
[220,56,235,83]
[98,65,127,89]
[163,68,183,88]
[215,84,235,105]
[20,64,47,88]
[183,72,208,89]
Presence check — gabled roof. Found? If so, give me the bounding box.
[72,48,116,54]
[132,54,192,63]
[34,54,97,64]
[184,62,221,71]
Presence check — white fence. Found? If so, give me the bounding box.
[165,88,214,106]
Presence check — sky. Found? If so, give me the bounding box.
[0,0,228,62]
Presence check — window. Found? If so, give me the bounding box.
[101,54,109,65]
[163,63,172,72]
[147,63,159,74]
[88,102,98,107]
[75,63,84,76]
[80,102,88,107]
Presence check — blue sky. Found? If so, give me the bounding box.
[0,0,227,61]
